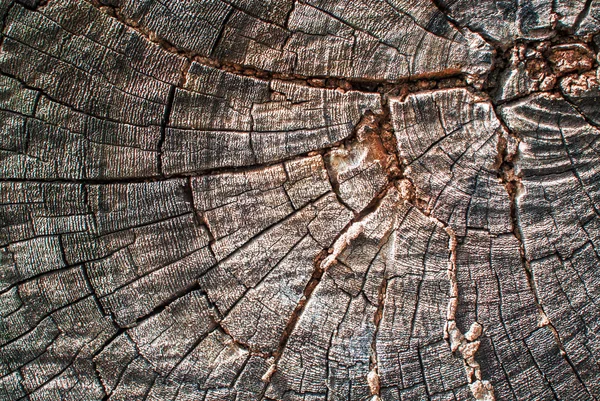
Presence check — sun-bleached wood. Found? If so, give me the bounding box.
[2,0,600,400]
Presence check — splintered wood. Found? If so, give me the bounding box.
[1,0,600,400]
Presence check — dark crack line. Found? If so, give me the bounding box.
[573,0,594,33]
[157,85,176,177]
[262,183,394,387]
[368,268,388,398]
[0,135,371,184]
[492,99,598,400]
[84,0,474,92]
[4,1,600,399]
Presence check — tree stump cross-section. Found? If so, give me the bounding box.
[1,0,600,400]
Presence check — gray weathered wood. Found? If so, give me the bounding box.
[2,0,600,400]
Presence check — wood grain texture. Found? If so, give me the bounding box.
[2,0,600,400]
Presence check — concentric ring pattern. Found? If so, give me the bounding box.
[1,0,600,400]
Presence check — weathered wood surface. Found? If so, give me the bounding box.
[1,0,600,400]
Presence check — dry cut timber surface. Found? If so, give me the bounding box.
[1,0,600,400]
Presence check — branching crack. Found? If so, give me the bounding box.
[262,183,393,384]
[396,163,496,399]
[260,247,327,384]
[442,222,495,401]
[84,0,473,94]
[492,100,598,398]
[5,1,600,399]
